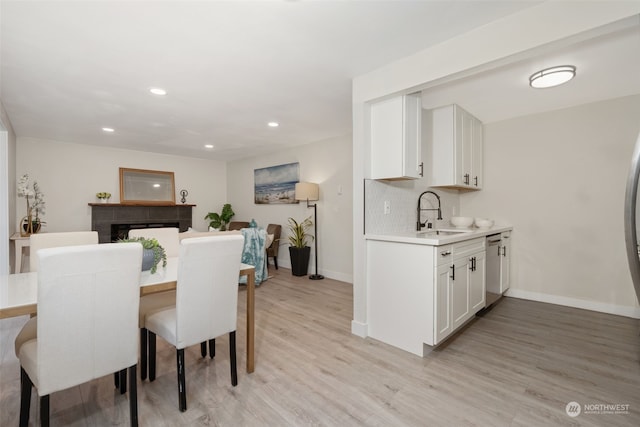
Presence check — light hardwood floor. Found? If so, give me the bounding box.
[1,267,639,426]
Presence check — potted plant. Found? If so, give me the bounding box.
[118,236,167,274]
[205,203,235,231]
[96,192,111,203]
[17,174,46,236]
[287,216,314,276]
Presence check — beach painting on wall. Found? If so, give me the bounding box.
[254,162,299,204]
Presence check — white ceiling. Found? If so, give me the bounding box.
[1,1,639,162]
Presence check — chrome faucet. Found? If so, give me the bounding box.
[417,191,443,231]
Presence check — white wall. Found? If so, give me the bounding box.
[227,134,353,283]
[461,95,640,316]
[352,3,640,336]
[0,100,17,275]
[16,137,227,233]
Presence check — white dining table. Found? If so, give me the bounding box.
[0,258,257,373]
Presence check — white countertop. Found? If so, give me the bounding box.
[365,224,513,246]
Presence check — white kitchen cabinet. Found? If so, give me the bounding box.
[368,237,486,356]
[435,240,485,344]
[369,93,423,180]
[499,231,511,293]
[425,104,483,189]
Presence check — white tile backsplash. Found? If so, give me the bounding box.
[365,179,460,234]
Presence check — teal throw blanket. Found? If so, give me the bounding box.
[239,227,268,285]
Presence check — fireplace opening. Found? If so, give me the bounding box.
[111,222,180,242]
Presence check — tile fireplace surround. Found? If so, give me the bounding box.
[89,204,194,243]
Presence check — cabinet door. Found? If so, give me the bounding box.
[471,116,483,189]
[469,251,486,312]
[500,232,511,293]
[460,108,473,187]
[434,263,451,344]
[451,259,471,330]
[370,94,422,180]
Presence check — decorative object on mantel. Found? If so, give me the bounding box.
[96,192,111,203]
[287,216,313,277]
[254,162,299,204]
[17,174,46,236]
[119,167,176,205]
[179,189,188,204]
[117,236,167,273]
[205,203,235,231]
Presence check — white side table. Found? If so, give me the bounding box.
[10,233,30,273]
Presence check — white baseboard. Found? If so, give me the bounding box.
[269,259,353,284]
[505,288,640,319]
[351,320,368,337]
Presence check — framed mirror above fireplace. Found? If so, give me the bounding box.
[119,167,175,205]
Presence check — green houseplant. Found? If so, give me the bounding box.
[205,203,235,231]
[287,216,314,276]
[118,236,167,274]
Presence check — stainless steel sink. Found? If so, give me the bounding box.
[418,228,473,236]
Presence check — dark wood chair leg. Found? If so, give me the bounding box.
[274,257,278,270]
[177,349,187,412]
[229,331,237,386]
[140,328,148,380]
[129,365,138,427]
[119,369,127,394]
[149,331,157,381]
[114,372,120,389]
[40,395,50,427]
[209,338,215,359]
[200,342,207,358]
[19,367,32,427]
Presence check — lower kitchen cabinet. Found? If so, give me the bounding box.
[367,237,486,356]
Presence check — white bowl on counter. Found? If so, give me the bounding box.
[474,218,494,229]
[450,216,474,228]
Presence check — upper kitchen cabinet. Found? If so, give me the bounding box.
[424,104,483,190]
[369,93,423,180]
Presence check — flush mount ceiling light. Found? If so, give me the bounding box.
[149,87,167,96]
[102,127,114,133]
[267,122,279,128]
[529,65,576,89]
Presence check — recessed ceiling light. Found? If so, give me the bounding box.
[268,122,279,128]
[149,87,167,96]
[529,65,576,89]
[153,184,161,188]
[102,127,114,132]
[204,144,214,149]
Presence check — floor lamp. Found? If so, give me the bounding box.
[295,182,324,280]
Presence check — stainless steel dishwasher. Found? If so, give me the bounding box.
[485,233,502,307]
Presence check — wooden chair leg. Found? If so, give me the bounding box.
[19,367,32,427]
[140,328,148,380]
[114,372,120,388]
[200,342,207,358]
[40,394,50,427]
[149,331,157,381]
[274,257,278,270]
[176,349,187,412]
[209,339,215,359]
[229,331,237,386]
[129,365,138,427]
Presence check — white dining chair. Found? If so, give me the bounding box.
[15,243,143,426]
[145,235,244,412]
[29,231,99,272]
[127,227,180,380]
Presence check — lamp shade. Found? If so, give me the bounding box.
[295,182,319,201]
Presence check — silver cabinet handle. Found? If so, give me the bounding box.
[441,251,451,257]
[419,162,424,177]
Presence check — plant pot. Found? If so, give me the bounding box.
[141,248,155,272]
[289,246,311,276]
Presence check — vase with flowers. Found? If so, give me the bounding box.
[96,192,111,203]
[17,174,46,236]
